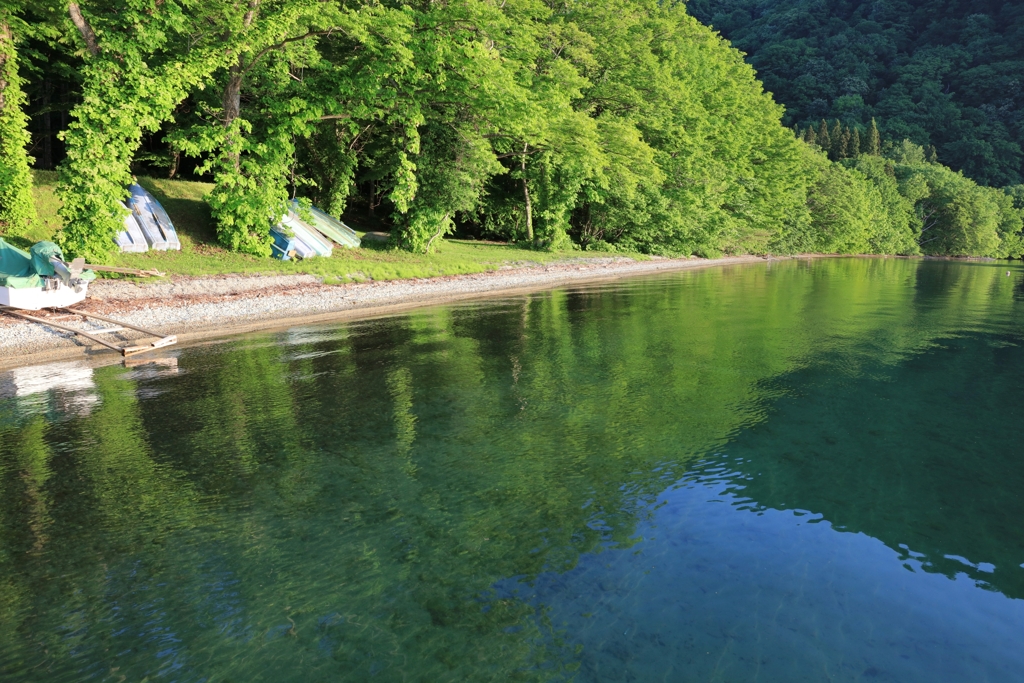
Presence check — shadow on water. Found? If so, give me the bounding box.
[1,257,1023,682]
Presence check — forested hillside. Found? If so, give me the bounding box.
[689,0,1024,186]
[0,1,1022,262]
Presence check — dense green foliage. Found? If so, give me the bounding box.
[0,3,35,235]
[1,1,1022,260]
[690,0,1024,186]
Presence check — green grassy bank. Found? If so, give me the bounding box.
[9,172,594,282]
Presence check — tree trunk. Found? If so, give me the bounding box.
[520,142,533,242]
[221,1,260,171]
[169,148,180,178]
[222,61,245,172]
[222,70,244,126]
[68,4,100,57]
[41,82,53,169]
[60,81,67,131]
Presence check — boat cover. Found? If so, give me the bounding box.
[0,238,40,288]
[0,239,94,289]
[30,242,63,276]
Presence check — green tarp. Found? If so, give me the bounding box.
[30,241,63,277]
[0,238,41,289]
[0,239,93,289]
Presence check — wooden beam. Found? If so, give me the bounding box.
[57,307,169,339]
[0,308,123,352]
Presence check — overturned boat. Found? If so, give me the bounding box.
[290,200,361,249]
[115,201,149,253]
[271,209,332,260]
[270,202,361,260]
[128,183,181,250]
[116,183,182,252]
[0,239,95,310]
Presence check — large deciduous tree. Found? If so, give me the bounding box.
[0,1,35,235]
[55,0,236,260]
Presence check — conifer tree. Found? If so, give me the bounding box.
[830,120,844,160]
[850,127,861,156]
[817,120,831,154]
[803,126,816,146]
[867,118,881,156]
[840,126,852,159]
[926,145,938,163]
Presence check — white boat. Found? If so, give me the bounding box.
[290,200,361,248]
[270,225,319,260]
[115,202,149,253]
[0,239,94,311]
[128,183,181,251]
[280,211,333,257]
[145,187,182,250]
[129,185,169,250]
[0,277,89,310]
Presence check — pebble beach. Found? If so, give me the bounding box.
[0,255,764,369]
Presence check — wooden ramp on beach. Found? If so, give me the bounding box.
[1,306,177,357]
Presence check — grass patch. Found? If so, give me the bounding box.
[0,170,65,249]
[3,174,642,281]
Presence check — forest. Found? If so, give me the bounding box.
[0,0,1022,262]
[689,0,1024,186]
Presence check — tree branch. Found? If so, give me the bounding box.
[348,122,373,150]
[243,29,339,75]
[425,213,450,252]
[68,3,100,57]
[494,148,542,160]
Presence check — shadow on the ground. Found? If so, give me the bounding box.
[138,177,219,249]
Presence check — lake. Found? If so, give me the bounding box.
[1,257,1022,682]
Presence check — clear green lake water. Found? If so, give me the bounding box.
[1,257,1023,682]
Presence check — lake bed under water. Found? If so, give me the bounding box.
[1,257,1022,682]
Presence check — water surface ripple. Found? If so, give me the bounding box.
[1,258,1022,682]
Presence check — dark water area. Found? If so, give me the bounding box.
[1,258,1022,682]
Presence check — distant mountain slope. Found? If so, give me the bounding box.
[689,0,1024,185]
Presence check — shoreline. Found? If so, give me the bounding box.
[0,254,769,370]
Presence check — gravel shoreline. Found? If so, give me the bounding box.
[0,254,765,369]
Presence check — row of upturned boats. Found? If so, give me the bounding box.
[2,183,362,314]
[118,183,362,259]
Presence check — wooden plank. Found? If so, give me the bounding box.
[123,336,177,356]
[3,306,178,357]
[80,264,166,277]
[0,308,124,352]
[57,308,168,339]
